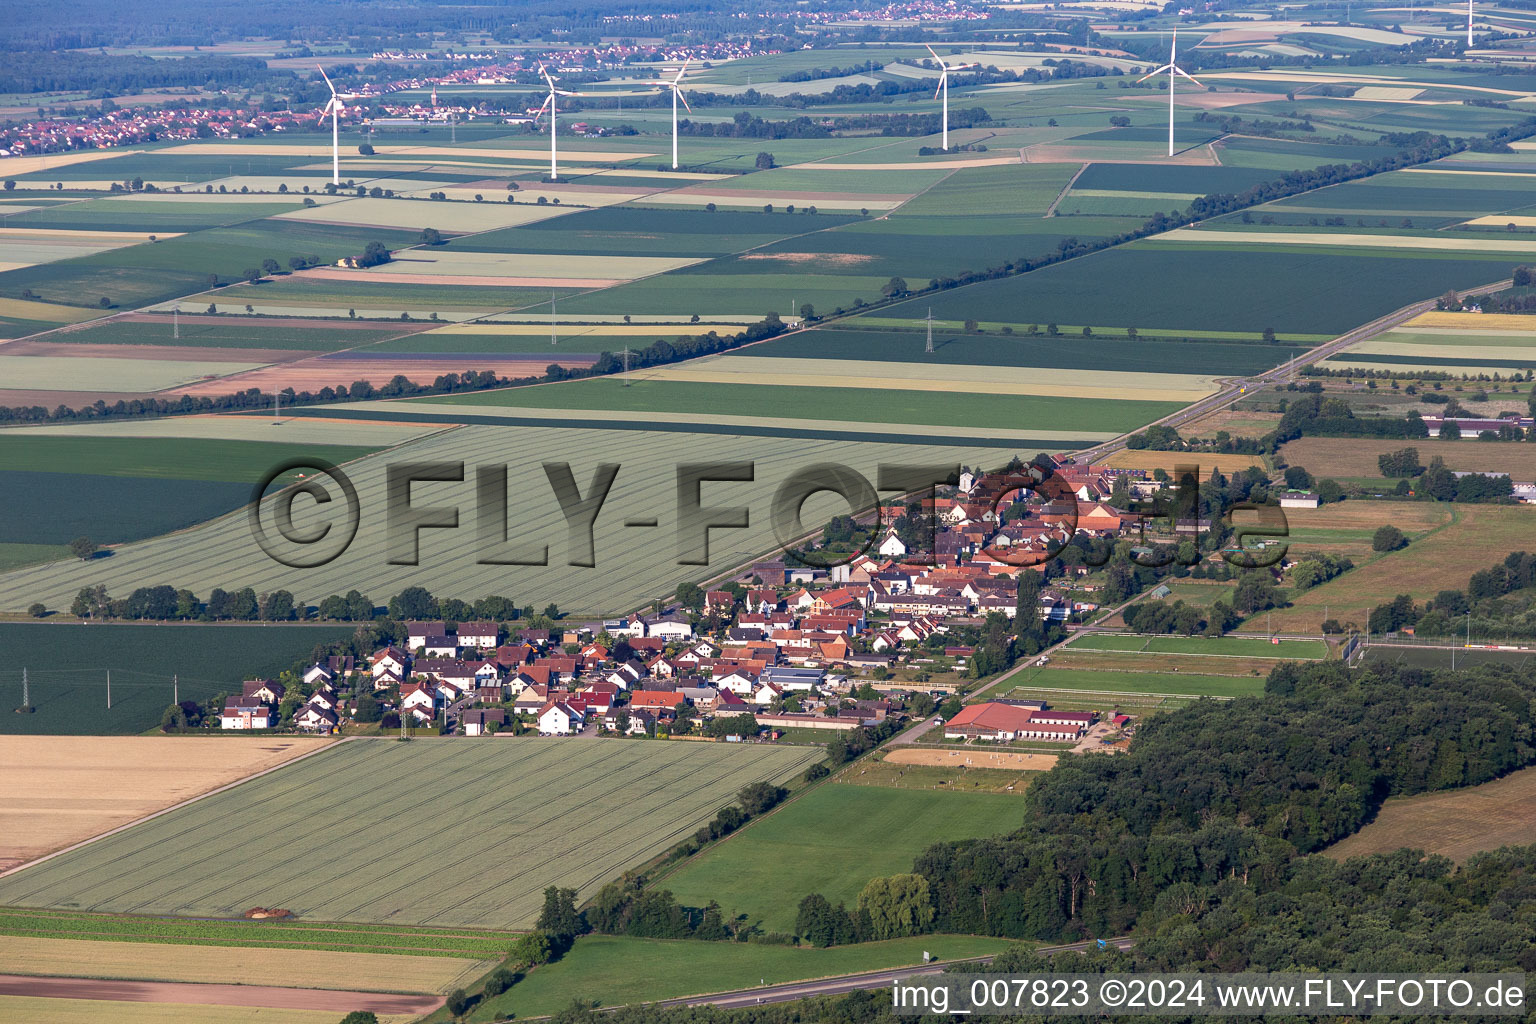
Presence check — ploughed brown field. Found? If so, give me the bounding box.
[161,354,597,397]
[1326,765,1536,863]
[0,735,331,872]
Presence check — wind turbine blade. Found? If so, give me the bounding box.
[539,63,555,89]
[934,72,946,100]
[1138,65,1173,82]
[924,43,942,65]
[678,89,692,113]
[317,65,337,96]
[674,59,689,85]
[1174,66,1202,85]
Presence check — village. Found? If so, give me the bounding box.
[215,461,1164,748]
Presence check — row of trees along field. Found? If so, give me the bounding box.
[767,660,1536,953]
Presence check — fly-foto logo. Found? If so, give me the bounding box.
[248,458,1290,571]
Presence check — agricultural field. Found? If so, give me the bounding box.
[0,998,415,1024]
[1256,504,1536,633]
[660,782,1023,934]
[0,735,331,871]
[1067,634,1328,659]
[1280,437,1536,481]
[39,314,426,352]
[0,738,823,928]
[0,423,1056,616]
[1325,765,1536,863]
[0,934,492,994]
[1004,665,1266,698]
[0,623,355,735]
[475,934,1018,1020]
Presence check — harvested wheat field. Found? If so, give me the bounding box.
[1280,437,1536,480]
[1326,765,1536,863]
[885,748,1056,771]
[1161,228,1536,253]
[0,736,332,872]
[162,353,594,396]
[1405,310,1536,331]
[0,935,493,995]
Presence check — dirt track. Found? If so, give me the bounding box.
[0,974,439,1014]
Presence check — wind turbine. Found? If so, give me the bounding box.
[533,64,579,181]
[641,61,692,170]
[316,66,359,185]
[1138,30,1202,158]
[925,45,979,152]
[1468,0,1475,48]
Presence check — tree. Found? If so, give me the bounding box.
[444,989,469,1017]
[99,296,111,308]
[1316,478,1344,504]
[737,780,788,816]
[27,602,46,618]
[160,704,187,732]
[675,582,703,610]
[388,586,437,621]
[1378,447,1423,478]
[261,258,281,276]
[338,1013,380,1024]
[2,180,13,191]
[537,886,582,941]
[358,142,376,156]
[242,267,262,284]
[1373,525,1408,552]
[354,692,381,723]
[1282,466,1313,490]
[857,874,934,940]
[1262,327,1276,343]
[68,536,96,561]
[356,240,391,268]
[420,227,443,245]
[755,151,775,170]
[1440,419,1462,440]
[881,276,909,298]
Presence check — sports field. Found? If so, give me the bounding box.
[660,782,1023,934]
[0,738,822,929]
[1325,765,1536,863]
[1067,634,1328,659]
[1007,666,1265,698]
[0,735,331,871]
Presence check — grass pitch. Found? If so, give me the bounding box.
[0,737,822,929]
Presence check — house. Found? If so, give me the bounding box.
[462,708,506,736]
[512,684,551,715]
[579,682,620,714]
[629,690,688,714]
[406,621,449,649]
[371,647,408,680]
[293,704,339,733]
[878,529,908,558]
[1278,490,1319,509]
[538,701,585,735]
[603,707,654,735]
[646,612,695,639]
[458,621,499,649]
[305,687,337,712]
[761,665,824,692]
[242,679,285,704]
[705,589,736,615]
[1031,709,1096,728]
[400,681,440,720]
[475,681,508,704]
[302,663,337,687]
[418,635,457,657]
[745,588,781,613]
[606,660,645,689]
[220,696,273,730]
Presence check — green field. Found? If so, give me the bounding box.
[0,907,520,958]
[426,377,1178,433]
[0,471,252,546]
[0,738,823,927]
[476,933,1018,1018]
[0,436,378,481]
[660,782,1023,934]
[1069,634,1329,659]
[1012,667,1265,698]
[42,318,415,352]
[0,622,354,734]
[453,206,859,257]
[5,199,310,232]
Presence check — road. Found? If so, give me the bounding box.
[1069,276,1514,465]
[650,938,1134,1010]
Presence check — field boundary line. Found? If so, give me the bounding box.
[1044,162,1089,218]
[0,736,353,881]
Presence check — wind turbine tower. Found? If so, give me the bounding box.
[924,308,935,353]
[1138,31,1202,158]
[642,62,692,169]
[316,66,357,185]
[534,64,578,181]
[1469,0,1475,47]
[925,45,979,152]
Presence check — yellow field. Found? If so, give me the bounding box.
[0,935,493,994]
[0,151,130,175]
[638,355,1217,402]
[0,997,413,1024]
[0,227,177,241]
[641,191,904,210]
[272,197,576,231]
[1163,227,1536,253]
[0,298,100,324]
[1279,436,1536,479]
[1406,310,1536,330]
[884,748,1055,770]
[1103,449,1270,475]
[402,185,653,207]
[3,414,438,447]
[424,322,715,337]
[1326,765,1536,863]
[375,250,702,281]
[0,354,264,393]
[0,735,332,871]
